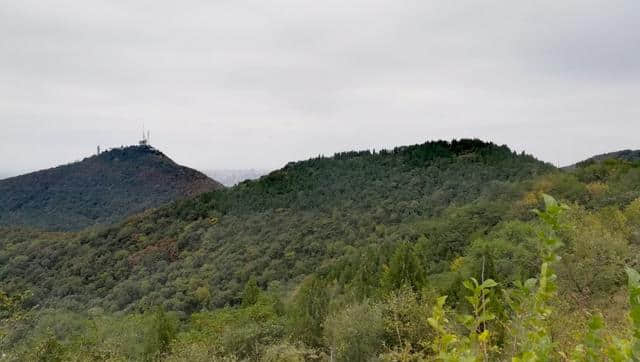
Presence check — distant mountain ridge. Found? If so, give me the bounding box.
[565,149,640,169]
[0,145,223,230]
[582,149,640,163]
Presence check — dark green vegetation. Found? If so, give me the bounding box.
[0,145,223,231]
[0,140,551,311]
[2,139,640,360]
[565,149,640,170]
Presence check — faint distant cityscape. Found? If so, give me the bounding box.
[205,169,270,187]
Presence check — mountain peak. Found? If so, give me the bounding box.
[0,145,223,231]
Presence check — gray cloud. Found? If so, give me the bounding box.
[1,0,639,176]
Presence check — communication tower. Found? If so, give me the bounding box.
[139,125,150,146]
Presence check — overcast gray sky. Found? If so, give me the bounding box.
[1,0,639,176]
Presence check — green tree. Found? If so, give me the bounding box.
[193,286,211,309]
[143,306,177,360]
[324,302,384,362]
[557,205,628,296]
[33,331,65,362]
[242,276,261,307]
[380,285,435,357]
[380,241,426,292]
[289,277,330,347]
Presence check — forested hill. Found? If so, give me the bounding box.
[0,145,223,231]
[579,149,640,165]
[8,139,640,360]
[171,139,552,220]
[0,139,554,313]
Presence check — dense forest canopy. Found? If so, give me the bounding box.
[2,139,640,360]
[0,140,552,311]
[0,145,223,231]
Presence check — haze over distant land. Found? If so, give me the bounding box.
[1,0,639,175]
[206,169,270,187]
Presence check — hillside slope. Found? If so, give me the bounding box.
[0,145,223,231]
[586,149,640,163]
[565,149,640,169]
[6,140,640,360]
[0,139,554,312]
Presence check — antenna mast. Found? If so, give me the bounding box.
[139,124,149,146]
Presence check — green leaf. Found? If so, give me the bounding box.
[463,280,474,291]
[481,279,498,289]
[627,267,640,289]
[542,194,557,209]
[524,278,538,290]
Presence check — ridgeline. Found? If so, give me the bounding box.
[0,145,223,231]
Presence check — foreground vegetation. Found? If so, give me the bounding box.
[3,194,640,361]
[3,139,640,360]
